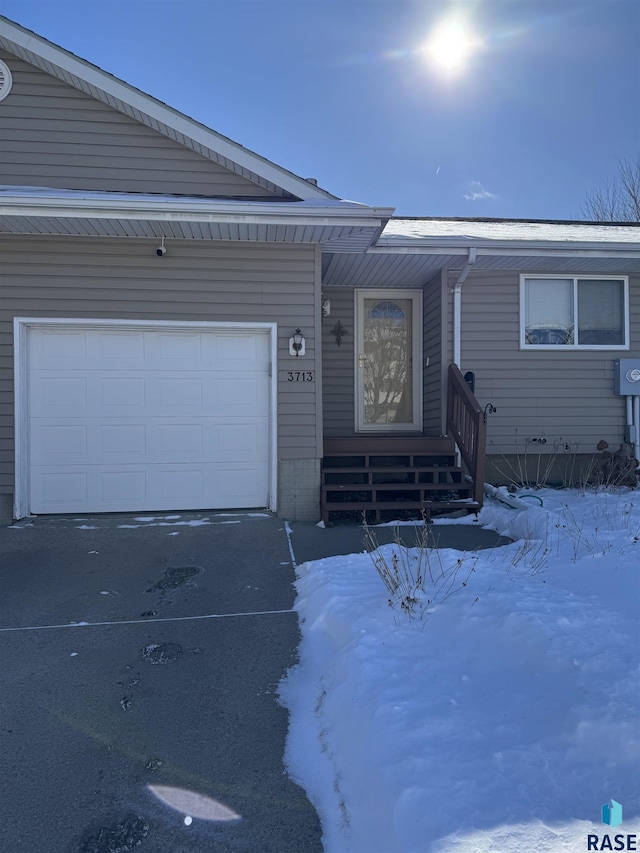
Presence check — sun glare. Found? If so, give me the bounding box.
[422,17,481,75]
[148,785,242,822]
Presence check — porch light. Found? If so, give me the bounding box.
[289,328,305,357]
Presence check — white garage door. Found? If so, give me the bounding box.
[27,326,271,514]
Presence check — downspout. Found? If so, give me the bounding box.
[625,395,640,468]
[634,395,640,466]
[453,247,477,367]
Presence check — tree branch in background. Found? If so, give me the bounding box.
[582,156,640,222]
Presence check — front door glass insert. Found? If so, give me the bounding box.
[362,298,413,425]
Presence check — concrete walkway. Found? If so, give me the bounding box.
[287,518,513,565]
[0,513,321,853]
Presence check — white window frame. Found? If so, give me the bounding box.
[13,317,278,519]
[519,275,630,351]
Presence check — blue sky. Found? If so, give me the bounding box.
[1,0,638,219]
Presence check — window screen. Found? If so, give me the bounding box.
[577,279,624,345]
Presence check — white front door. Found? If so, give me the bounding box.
[26,324,272,514]
[355,289,423,432]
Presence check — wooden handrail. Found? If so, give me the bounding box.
[446,364,487,505]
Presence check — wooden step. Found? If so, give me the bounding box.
[323,436,456,454]
[322,499,480,524]
[322,466,460,475]
[320,436,480,525]
[323,483,473,495]
[323,456,458,467]
[322,468,463,485]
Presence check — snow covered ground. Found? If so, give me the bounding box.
[280,488,640,853]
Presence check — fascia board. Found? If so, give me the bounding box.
[0,17,336,202]
[369,242,640,258]
[0,196,392,228]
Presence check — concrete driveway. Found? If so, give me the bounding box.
[0,512,322,853]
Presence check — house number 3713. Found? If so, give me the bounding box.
[287,371,314,382]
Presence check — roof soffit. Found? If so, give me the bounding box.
[322,250,640,286]
[0,16,338,202]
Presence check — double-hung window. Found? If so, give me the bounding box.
[521,275,629,349]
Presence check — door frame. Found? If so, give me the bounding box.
[354,289,423,432]
[13,317,278,519]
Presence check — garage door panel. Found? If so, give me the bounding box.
[158,377,204,408]
[215,467,266,501]
[31,417,269,467]
[28,326,271,514]
[30,376,89,416]
[36,424,88,459]
[159,423,204,456]
[157,469,204,501]
[31,463,267,512]
[29,329,271,372]
[35,470,89,508]
[215,422,262,454]
[156,332,203,364]
[100,470,147,503]
[151,331,268,371]
[31,372,268,419]
[217,377,259,407]
[211,334,269,370]
[100,377,147,408]
[101,424,147,456]
[98,331,146,364]
[29,329,87,369]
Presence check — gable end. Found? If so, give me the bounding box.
[0,17,337,201]
[0,48,301,199]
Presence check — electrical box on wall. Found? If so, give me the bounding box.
[614,359,640,395]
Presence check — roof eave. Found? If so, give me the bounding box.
[0,194,394,250]
[0,193,394,225]
[371,240,640,258]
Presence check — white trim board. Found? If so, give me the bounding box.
[13,318,278,519]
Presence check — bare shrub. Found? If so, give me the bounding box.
[364,517,477,620]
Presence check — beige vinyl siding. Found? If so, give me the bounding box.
[0,236,319,494]
[423,270,445,436]
[451,269,640,455]
[0,50,289,198]
[321,287,355,436]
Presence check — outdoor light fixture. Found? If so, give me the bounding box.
[289,328,305,357]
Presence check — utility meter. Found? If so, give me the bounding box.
[614,359,640,395]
